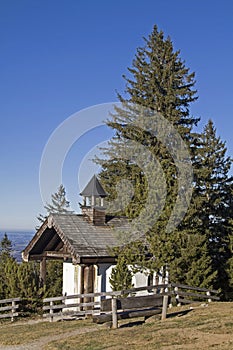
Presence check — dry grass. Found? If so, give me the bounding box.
[0,302,232,350]
[45,303,233,350]
[0,317,93,346]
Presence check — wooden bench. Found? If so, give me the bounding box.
[93,294,166,327]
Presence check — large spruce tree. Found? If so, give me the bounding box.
[97,26,233,294]
[97,25,201,276]
[99,25,199,213]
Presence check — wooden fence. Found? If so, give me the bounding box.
[42,283,219,324]
[43,284,165,322]
[0,284,219,325]
[172,283,219,305]
[0,297,21,321]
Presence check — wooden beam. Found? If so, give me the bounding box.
[101,294,164,312]
[30,251,71,260]
[80,257,116,264]
[83,265,94,295]
[43,233,62,251]
[83,265,95,314]
[56,240,64,251]
[45,251,71,258]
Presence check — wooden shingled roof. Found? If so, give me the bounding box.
[22,213,129,264]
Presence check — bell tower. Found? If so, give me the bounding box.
[80,175,107,225]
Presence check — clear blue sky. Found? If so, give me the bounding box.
[0,0,233,231]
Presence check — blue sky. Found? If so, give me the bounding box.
[0,0,233,231]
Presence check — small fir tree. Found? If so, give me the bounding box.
[109,255,134,292]
[36,184,73,228]
[0,233,13,258]
[44,260,63,297]
[44,184,72,214]
[0,234,15,299]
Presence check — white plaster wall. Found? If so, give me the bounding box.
[63,262,81,310]
[63,262,75,296]
[131,269,149,295]
[132,271,148,287]
[105,264,115,292]
[94,263,114,302]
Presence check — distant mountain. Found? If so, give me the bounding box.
[0,231,34,262]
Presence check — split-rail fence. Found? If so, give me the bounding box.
[0,284,219,325]
[42,283,219,328]
[0,297,21,321]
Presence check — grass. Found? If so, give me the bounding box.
[0,302,233,349]
[0,317,93,346]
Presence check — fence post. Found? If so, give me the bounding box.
[206,291,211,303]
[161,294,168,321]
[111,297,118,329]
[11,300,16,322]
[49,301,54,322]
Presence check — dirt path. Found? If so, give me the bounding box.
[0,325,99,350]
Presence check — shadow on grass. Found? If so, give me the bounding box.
[119,320,145,328]
[166,309,193,318]
[118,308,193,328]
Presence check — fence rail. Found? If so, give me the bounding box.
[170,283,220,305]
[0,297,21,321]
[42,283,219,323]
[0,283,219,324]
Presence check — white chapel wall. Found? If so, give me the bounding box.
[63,262,82,309]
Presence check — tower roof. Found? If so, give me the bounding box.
[80,175,107,197]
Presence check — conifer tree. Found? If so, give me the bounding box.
[37,184,73,227]
[226,218,233,299]
[35,185,71,296]
[99,25,199,220]
[0,234,15,299]
[0,233,62,307]
[109,255,134,292]
[98,26,233,293]
[169,230,217,288]
[0,233,13,258]
[97,25,200,280]
[0,235,43,308]
[16,262,43,312]
[44,260,63,297]
[195,120,233,296]
[44,184,72,214]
